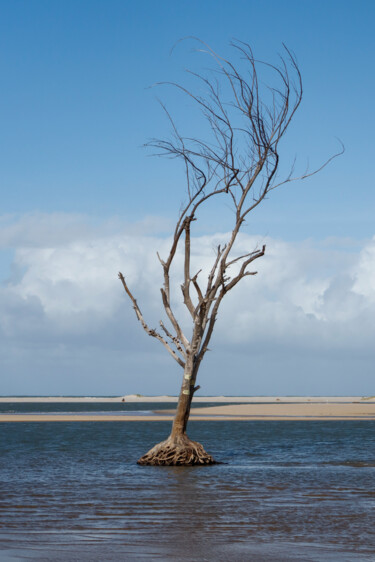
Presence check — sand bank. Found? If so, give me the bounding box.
[1,399,375,421]
[184,401,375,419]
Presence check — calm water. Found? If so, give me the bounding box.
[0,401,230,416]
[0,419,374,561]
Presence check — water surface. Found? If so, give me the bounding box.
[0,401,229,416]
[0,420,374,561]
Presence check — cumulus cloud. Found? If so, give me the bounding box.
[0,213,374,395]
[352,237,375,303]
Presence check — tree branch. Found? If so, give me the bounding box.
[118,272,185,368]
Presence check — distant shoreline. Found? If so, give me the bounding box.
[1,396,375,422]
[0,395,373,403]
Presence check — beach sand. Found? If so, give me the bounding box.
[0,396,374,421]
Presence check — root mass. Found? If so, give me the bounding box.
[137,435,216,466]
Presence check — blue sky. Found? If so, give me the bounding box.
[1,0,374,396]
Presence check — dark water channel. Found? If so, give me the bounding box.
[0,401,232,416]
[0,420,374,561]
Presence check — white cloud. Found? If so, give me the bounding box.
[0,213,374,395]
[352,237,375,303]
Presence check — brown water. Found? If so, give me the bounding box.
[0,418,374,561]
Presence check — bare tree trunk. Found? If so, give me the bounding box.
[137,357,215,465]
[170,358,195,438]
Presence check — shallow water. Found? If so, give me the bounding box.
[0,420,374,561]
[0,401,230,416]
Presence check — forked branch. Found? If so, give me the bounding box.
[118,272,185,368]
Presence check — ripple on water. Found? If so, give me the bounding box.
[0,420,374,560]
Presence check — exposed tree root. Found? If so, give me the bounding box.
[138,434,216,466]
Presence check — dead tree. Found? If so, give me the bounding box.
[119,40,342,466]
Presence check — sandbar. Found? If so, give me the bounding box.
[1,397,375,421]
